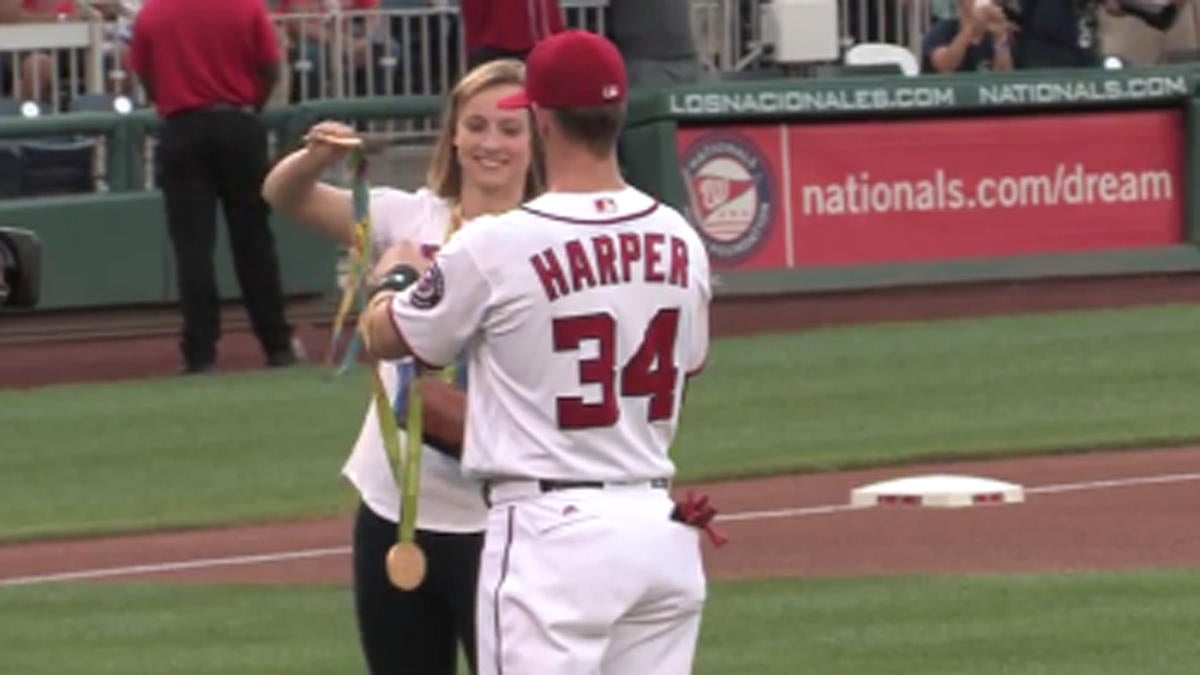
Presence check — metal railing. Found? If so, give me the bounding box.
[3,1,947,196]
[838,0,937,57]
[0,22,98,113]
[271,0,609,104]
[4,1,944,111]
[0,0,136,110]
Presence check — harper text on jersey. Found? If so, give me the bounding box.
[529,232,690,301]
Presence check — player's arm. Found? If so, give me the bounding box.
[416,376,467,459]
[362,240,431,359]
[362,232,491,365]
[250,1,282,109]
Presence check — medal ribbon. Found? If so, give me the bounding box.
[331,145,423,548]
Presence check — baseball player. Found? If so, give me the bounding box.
[361,30,713,675]
[262,59,543,675]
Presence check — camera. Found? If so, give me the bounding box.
[993,0,1025,22]
[991,0,1178,34]
[0,227,43,310]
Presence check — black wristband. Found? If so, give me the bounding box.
[371,263,420,299]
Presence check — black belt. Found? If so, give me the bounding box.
[483,477,670,507]
[539,479,602,491]
[207,102,256,114]
[167,102,257,119]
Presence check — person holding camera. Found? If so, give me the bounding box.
[988,0,1105,68]
[922,0,1017,72]
[1100,0,1197,65]
[989,0,1189,68]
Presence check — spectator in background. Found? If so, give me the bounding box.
[98,0,141,97]
[931,0,960,21]
[131,0,296,374]
[1100,0,1198,65]
[0,0,80,103]
[844,0,904,45]
[922,0,1015,72]
[379,0,460,95]
[1002,0,1105,68]
[275,0,398,101]
[608,0,704,88]
[459,0,563,69]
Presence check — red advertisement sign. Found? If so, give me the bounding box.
[676,125,789,270]
[676,110,1183,270]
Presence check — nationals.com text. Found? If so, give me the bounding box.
[801,163,1174,216]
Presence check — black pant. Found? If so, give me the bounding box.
[158,107,292,367]
[1013,36,1102,69]
[352,502,485,675]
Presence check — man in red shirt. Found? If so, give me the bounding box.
[131,0,296,374]
[459,0,565,68]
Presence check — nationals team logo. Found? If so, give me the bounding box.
[409,263,444,310]
[680,133,775,264]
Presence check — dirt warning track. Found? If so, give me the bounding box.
[1,447,1197,586]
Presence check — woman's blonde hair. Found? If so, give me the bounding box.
[426,59,545,205]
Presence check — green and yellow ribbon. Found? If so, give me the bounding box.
[330,144,424,560]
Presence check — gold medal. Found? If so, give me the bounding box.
[386,541,427,590]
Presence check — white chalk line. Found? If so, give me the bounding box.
[0,547,351,588]
[717,470,1200,523]
[2,470,1198,588]
[1024,471,1200,495]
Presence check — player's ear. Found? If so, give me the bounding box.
[530,105,552,141]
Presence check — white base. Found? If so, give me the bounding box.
[850,474,1025,509]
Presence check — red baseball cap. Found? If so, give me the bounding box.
[497,30,628,110]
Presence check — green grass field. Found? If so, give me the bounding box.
[3,304,1199,542]
[3,303,1200,673]
[4,569,1200,674]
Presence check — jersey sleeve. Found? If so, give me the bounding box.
[387,229,492,368]
[686,236,711,376]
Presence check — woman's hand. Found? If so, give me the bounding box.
[303,120,362,167]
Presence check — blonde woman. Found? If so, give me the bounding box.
[262,59,542,675]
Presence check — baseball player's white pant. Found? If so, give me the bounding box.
[476,482,706,675]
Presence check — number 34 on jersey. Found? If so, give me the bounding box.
[528,229,702,431]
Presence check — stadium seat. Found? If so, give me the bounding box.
[9,95,125,197]
[16,95,96,197]
[812,62,905,78]
[19,138,95,196]
[0,145,21,199]
[843,43,920,77]
[0,97,25,198]
[720,65,788,81]
[68,93,120,113]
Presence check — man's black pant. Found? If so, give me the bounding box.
[352,502,485,675]
[158,107,292,368]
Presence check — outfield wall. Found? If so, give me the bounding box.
[623,66,1200,296]
[3,70,1200,310]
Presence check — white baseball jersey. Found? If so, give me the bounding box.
[388,186,711,483]
[342,187,486,532]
